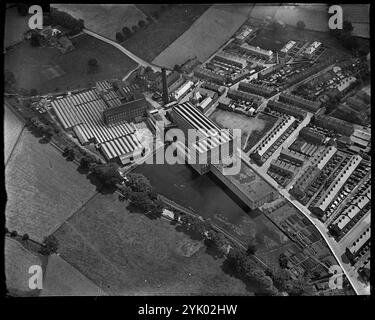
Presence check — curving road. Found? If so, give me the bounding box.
[83,28,171,73]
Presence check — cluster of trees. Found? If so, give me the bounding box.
[39,235,59,255]
[27,117,54,140]
[6,228,28,240]
[118,173,164,216]
[87,58,99,74]
[226,247,280,296]
[44,8,85,36]
[330,20,358,51]
[115,19,147,43]
[90,163,123,187]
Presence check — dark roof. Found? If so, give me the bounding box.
[103,98,146,117]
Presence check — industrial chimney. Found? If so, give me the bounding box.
[161,67,169,104]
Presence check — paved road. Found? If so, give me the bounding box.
[83,29,170,73]
[240,150,368,295]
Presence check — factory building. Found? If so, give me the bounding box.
[313,114,354,136]
[269,159,298,177]
[194,66,227,85]
[345,226,371,265]
[238,81,276,98]
[303,41,321,57]
[239,43,274,59]
[212,52,247,69]
[267,99,307,120]
[299,127,326,145]
[279,148,305,166]
[227,89,264,106]
[170,102,233,175]
[279,93,321,113]
[290,165,321,199]
[251,116,296,164]
[311,154,362,218]
[103,97,147,125]
[280,40,296,54]
[173,80,194,100]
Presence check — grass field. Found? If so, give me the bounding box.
[4,34,138,94]
[152,4,253,68]
[4,104,24,164]
[123,4,210,63]
[4,6,29,47]
[41,254,106,296]
[5,238,44,296]
[53,193,251,295]
[5,129,97,242]
[52,4,146,40]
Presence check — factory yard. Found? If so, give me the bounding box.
[52,4,146,41]
[5,34,137,94]
[5,129,97,242]
[152,4,253,68]
[53,193,251,295]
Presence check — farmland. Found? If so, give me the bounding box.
[4,6,29,47]
[53,193,251,295]
[41,254,106,296]
[152,4,254,68]
[5,238,44,296]
[52,4,146,40]
[5,129,97,242]
[4,104,24,164]
[123,4,211,63]
[4,34,138,94]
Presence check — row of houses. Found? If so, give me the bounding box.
[279,93,321,113]
[238,81,276,98]
[312,114,355,137]
[267,99,307,120]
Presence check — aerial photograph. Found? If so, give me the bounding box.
[3,2,371,301]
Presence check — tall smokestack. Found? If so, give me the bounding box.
[161,68,169,104]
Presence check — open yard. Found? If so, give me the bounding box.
[152,4,253,68]
[53,193,251,295]
[52,4,146,40]
[4,104,24,164]
[123,4,211,63]
[210,110,278,152]
[4,34,138,94]
[5,129,97,242]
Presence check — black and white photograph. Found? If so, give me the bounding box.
[2,2,371,304]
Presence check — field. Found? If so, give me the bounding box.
[52,4,146,40]
[4,6,29,47]
[53,193,251,295]
[4,34,138,94]
[5,238,44,296]
[152,4,253,68]
[5,129,97,242]
[41,254,106,296]
[4,104,24,164]
[123,4,211,63]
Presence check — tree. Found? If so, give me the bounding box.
[246,242,257,255]
[91,163,122,187]
[88,58,99,73]
[206,230,228,254]
[40,235,59,255]
[30,33,41,47]
[122,27,132,38]
[279,253,289,269]
[150,198,164,216]
[22,233,30,241]
[129,191,154,212]
[173,64,181,73]
[343,20,354,33]
[296,20,305,31]
[5,70,16,90]
[126,173,153,193]
[118,184,132,199]
[17,4,29,16]
[66,148,75,161]
[116,32,125,42]
[138,20,146,29]
[10,230,18,237]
